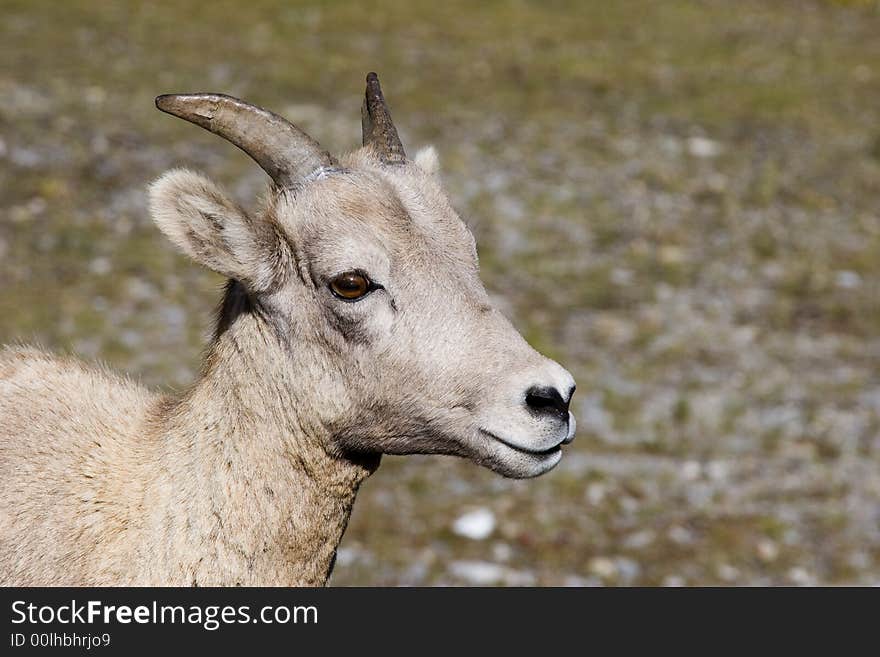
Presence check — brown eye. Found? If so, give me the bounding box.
[330,271,372,300]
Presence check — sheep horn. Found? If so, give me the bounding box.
[155,93,336,188]
[361,73,406,164]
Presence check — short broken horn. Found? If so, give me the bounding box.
[361,73,406,164]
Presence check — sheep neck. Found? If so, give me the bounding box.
[153,290,377,586]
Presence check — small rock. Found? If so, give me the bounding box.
[586,482,607,506]
[562,575,602,587]
[756,539,779,563]
[663,575,686,587]
[610,267,633,285]
[660,136,684,156]
[448,561,504,585]
[788,567,813,586]
[681,460,702,480]
[452,508,496,540]
[84,85,107,106]
[89,256,112,276]
[402,563,428,584]
[706,460,728,481]
[588,557,618,580]
[687,136,722,158]
[125,278,157,302]
[10,147,41,168]
[119,330,143,349]
[835,270,861,289]
[615,557,641,584]
[504,569,538,586]
[448,561,535,586]
[27,197,47,215]
[619,496,640,514]
[668,525,695,545]
[623,530,656,550]
[717,563,740,582]
[492,542,513,562]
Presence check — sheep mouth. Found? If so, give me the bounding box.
[479,429,563,457]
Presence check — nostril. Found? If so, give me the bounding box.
[525,385,569,418]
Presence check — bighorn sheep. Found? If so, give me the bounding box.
[0,74,576,586]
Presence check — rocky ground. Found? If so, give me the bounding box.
[1,0,879,585]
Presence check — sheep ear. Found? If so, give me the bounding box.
[148,169,284,290]
[414,145,440,175]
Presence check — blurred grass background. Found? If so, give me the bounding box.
[2,0,880,585]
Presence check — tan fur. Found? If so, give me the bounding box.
[0,129,575,586]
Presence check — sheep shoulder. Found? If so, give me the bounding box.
[0,345,162,585]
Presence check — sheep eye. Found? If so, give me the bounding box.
[330,271,372,300]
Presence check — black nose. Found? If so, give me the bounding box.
[525,385,571,419]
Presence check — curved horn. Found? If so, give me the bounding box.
[361,73,406,163]
[155,93,336,188]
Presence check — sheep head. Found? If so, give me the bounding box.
[149,74,576,479]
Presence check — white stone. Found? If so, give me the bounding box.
[681,460,702,480]
[89,256,112,276]
[492,542,513,562]
[717,563,740,582]
[706,460,728,481]
[668,525,695,545]
[757,539,779,563]
[623,530,656,550]
[448,561,535,586]
[687,136,722,158]
[835,270,862,289]
[586,482,606,506]
[588,557,618,580]
[788,567,813,586]
[452,508,496,540]
[449,560,505,585]
[663,575,686,587]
